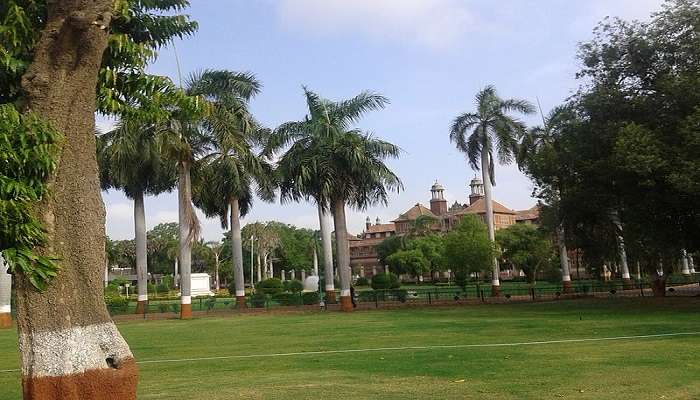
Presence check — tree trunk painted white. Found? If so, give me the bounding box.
[230,198,246,301]
[318,203,335,296]
[636,261,642,281]
[556,224,572,292]
[333,199,353,311]
[689,254,696,274]
[256,253,261,283]
[0,253,12,328]
[681,249,690,275]
[178,161,193,318]
[260,254,266,282]
[609,211,632,285]
[134,192,148,313]
[213,252,220,291]
[481,149,499,294]
[281,270,286,281]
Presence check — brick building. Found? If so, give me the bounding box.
[349,178,538,278]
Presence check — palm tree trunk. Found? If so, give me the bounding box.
[0,253,11,328]
[174,257,179,288]
[313,246,319,276]
[318,203,336,302]
[481,150,500,296]
[260,254,266,281]
[610,211,633,289]
[178,161,193,319]
[230,198,246,307]
[332,199,353,312]
[14,3,138,397]
[134,192,148,314]
[214,253,220,291]
[557,224,573,293]
[256,253,261,283]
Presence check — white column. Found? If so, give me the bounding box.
[281,270,285,281]
[301,270,306,281]
[0,253,12,317]
[291,269,296,280]
[384,265,389,274]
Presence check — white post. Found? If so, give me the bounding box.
[689,254,696,274]
[384,265,389,274]
[281,270,286,281]
[291,269,296,280]
[0,253,12,328]
[301,270,306,281]
[174,257,179,288]
[313,246,319,276]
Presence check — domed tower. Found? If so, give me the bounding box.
[430,180,448,216]
[365,216,372,230]
[469,176,484,205]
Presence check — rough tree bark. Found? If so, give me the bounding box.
[134,191,148,314]
[230,198,246,307]
[332,199,352,312]
[0,253,11,328]
[178,161,193,319]
[480,148,500,297]
[15,2,138,398]
[318,203,335,302]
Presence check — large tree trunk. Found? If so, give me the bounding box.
[318,203,335,302]
[557,224,573,293]
[134,192,148,314]
[332,199,352,312]
[15,2,138,398]
[610,211,633,289]
[0,253,11,328]
[230,198,246,308]
[481,150,500,296]
[178,161,193,319]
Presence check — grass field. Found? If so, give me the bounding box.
[1,298,699,399]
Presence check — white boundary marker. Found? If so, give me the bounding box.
[1,331,698,373]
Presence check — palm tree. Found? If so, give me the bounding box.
[97,119,176,313]
[270,88,401,311]
[517,106,574,292]
[450,85,534,296]
[190,70,274,306]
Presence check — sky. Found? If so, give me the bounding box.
[100,0,665,242]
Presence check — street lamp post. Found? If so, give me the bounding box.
[250,235,256,290]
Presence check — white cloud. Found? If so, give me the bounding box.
[275,0,477,49]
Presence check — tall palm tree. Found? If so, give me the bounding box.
[267,87,388,303]
[450,85,534,296]
[518,106,574,293]
[97,119,176,313]
[270,88,402,311]
[190,70,274,307]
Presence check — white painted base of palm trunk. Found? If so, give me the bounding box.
[181,296,191,305]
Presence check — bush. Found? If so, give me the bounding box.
[256,278,284,295]
[357,290,376,302]
[158,303,169,313]
[302,291,320,305]
[454,271,469,290]
[147,283,157,294]
[156,283,169,293]
[104,295,129,314]
[227,280,237,297]
[272,292,302,306]
[371,273,400,290]
[250,293,267,308]
[355,277,370,286]
[170,303,180,314]
[285,279,304,293]
[161,275,174,289]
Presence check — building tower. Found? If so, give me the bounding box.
[430,180,448,216]
[469,176,484,205]
[365,216,371,230]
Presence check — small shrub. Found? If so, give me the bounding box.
[170,303,180,314]
[205,297,216,311]
[250,293,267,308]
[355,277,370,286]
[302,291,320,305]
[104,295,129,314]
[357,290,375,302]
[371,273,400,290]
[272,292,302,306]
[256,278,284,295]
[454,271,468,290]
[147,283,157,294]
[391,289,408,303]
[158,303,169,313]
[156,283,169,293]
[286,279,304,293]
[227,280,237,297]
[161,275,174,289]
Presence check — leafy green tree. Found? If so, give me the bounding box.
[147,222,179,275]
[410,234,445,277]
[97,118,176,313]
[386,249,429,280]
[443,216,494,282]
[376,235,404,266]
[450,85,534,295]
[496,224,553,284]
[1,1,198,392]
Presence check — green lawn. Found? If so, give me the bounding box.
[1,298,699,399]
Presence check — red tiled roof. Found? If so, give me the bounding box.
[515,205,540,221]
[393,203,437,222]
[366,223,395,234]
[451,198,517,215]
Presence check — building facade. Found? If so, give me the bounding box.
[349,178,538,278]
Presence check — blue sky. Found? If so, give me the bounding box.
[101,0,664,241]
